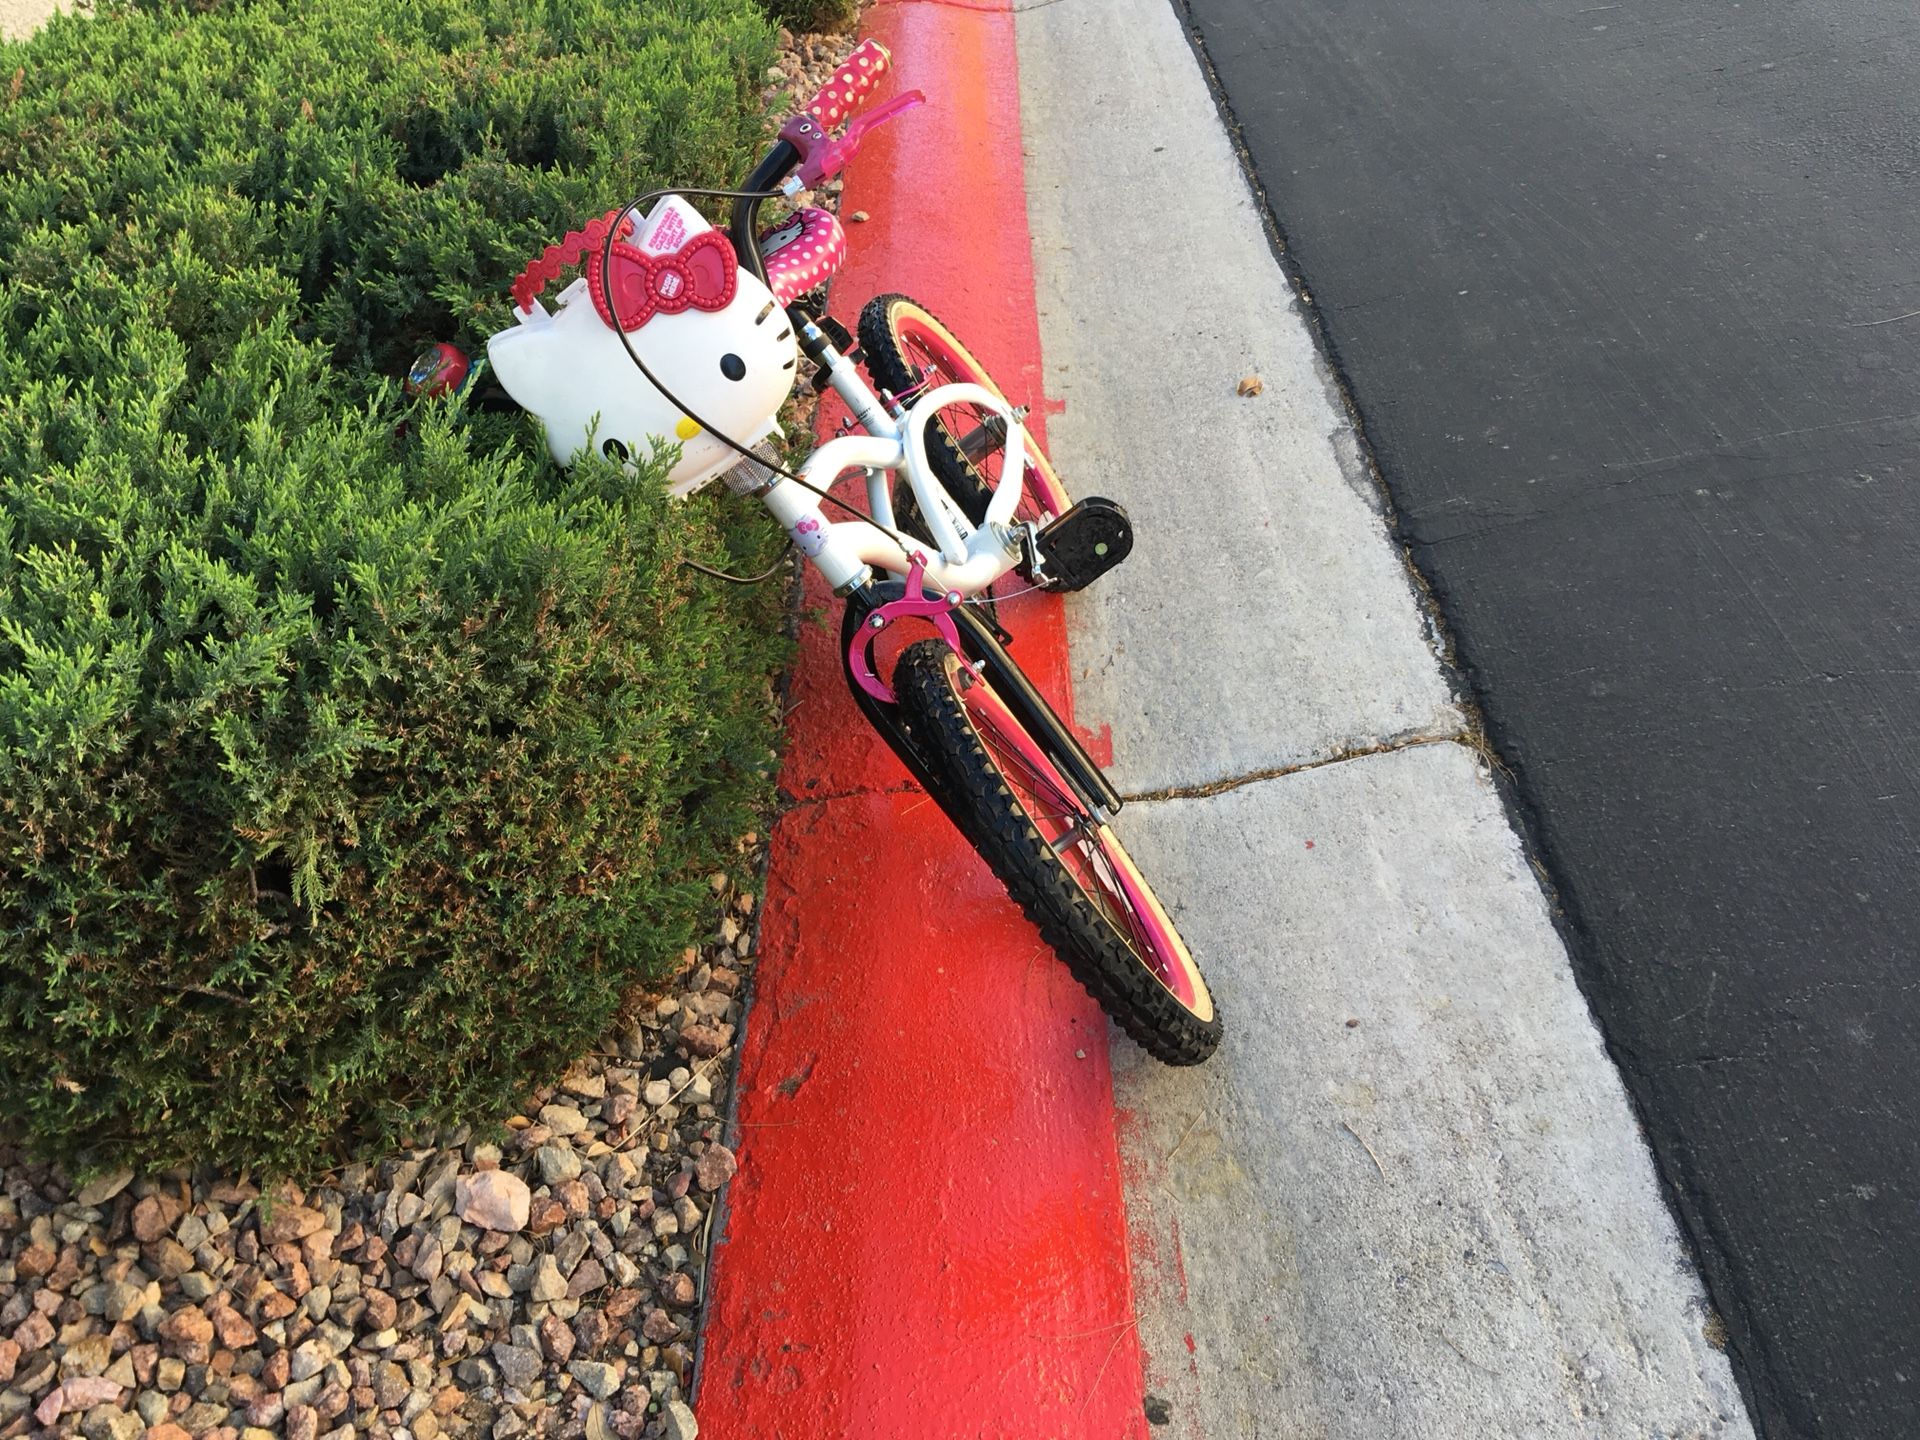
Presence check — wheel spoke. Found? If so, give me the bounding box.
[958,668,1176,985]
[1089,848,1155,957]
[973,718,1072,811]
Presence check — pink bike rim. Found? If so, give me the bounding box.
[947,656,1213,1022]
[892,310,1073,520]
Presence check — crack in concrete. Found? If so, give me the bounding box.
[1120,727,1474,804]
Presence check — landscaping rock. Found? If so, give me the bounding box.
[61,1333,113,1376]
[148,1238,194,1280]
[85,1279,145,1324]
[259,1204,328,1245]
[568,1359,619,1400]
[455,1169,531,1232]
[536,1143,583,1185]
[537,1311,576,1364]
[526,1253,567,1304]
[210,1304,255,1349]
[528,1195,569,1234]
[491,1341,541,1391]
[567,1257,607,1299]
[696,1143,738,1193]
[288,1337,334,1382]
[642,1308,678,1344]
[13,1309,53,1353]
[74,1168,134,1207]
[156,1306,213,1360]
[34,1375,121,1426]
[130,1193,184,1244]
[361,1287,398,1332]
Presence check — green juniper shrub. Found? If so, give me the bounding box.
[763,0,861,35]
[0,0,792,1175]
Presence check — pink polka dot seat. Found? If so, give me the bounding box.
[757,207,849,305]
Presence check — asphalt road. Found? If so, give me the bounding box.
[1166,1,1920,1435]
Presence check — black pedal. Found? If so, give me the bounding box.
[1035,497,1133,592]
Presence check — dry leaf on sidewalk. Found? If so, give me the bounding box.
[1237,374,1264,397]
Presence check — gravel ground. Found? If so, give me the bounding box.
[0,862,756,1440]
[0,23,860,1440]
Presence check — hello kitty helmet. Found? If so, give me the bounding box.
[487,196,798,496]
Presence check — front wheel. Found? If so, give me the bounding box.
[893,640,1220,1064]
[858,294,1072,560]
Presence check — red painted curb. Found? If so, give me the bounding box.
[695,4,1149,1437]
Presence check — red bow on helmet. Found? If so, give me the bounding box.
[508,210,741,329]
[585,229,738,332]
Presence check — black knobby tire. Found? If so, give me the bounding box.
[857,293,1072,548]
[893,640,1221,1065]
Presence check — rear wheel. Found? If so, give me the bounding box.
[858,293,1072,563]
[893,639,1220,1064]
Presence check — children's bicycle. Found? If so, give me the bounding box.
[422,40,1219,1064]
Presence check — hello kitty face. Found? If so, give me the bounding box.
[486,199,800,495]
[760,216,808,254]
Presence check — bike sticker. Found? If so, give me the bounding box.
[792,515,830,557]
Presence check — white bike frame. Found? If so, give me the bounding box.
[729,309,1124,822]
[741,336,1033,597]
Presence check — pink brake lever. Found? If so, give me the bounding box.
[787,91,926,190]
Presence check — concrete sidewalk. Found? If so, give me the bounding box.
[0,0,63,41]
[1017,0,1756,1434]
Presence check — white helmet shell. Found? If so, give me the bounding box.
[487,196,799,496]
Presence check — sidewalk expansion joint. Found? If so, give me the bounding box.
[1120,729,1480,804]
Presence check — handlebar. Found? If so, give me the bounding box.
[799,38,893,132]
[729,38,904,287]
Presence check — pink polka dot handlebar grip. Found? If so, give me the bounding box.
[804,38,892,131]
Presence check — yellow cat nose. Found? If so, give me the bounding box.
[674,417,702,441]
